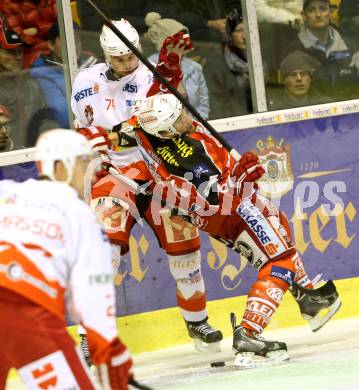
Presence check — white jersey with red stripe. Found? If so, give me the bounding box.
[0,179,119,363]
[71,62,154,180]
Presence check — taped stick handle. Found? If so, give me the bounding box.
[85,0,240,161]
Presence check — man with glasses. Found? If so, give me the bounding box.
[0,105,12,152]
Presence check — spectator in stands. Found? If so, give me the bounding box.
[145,12,210,119]
[254,1,304,84]
[30,21,97,128]
[283,0,359,100]
[0,105,13,152]
[0,1,57,67]
[144,0,241,42]
[338,0,359,37]
[0,19,48,149]
[223,7,252,113]
[267,50,331,110]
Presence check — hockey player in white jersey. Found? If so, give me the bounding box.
[0,130,133,390]
[71,19,223,352]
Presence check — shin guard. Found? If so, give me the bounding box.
[240,256,296,333]
[168,250,207,322]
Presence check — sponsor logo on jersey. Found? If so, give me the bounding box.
[122,83,138,93]
[264,242,278,255]
[156,146,179,167]
[237,204,272,245]
[235,241,254,263]
[270,266,294,285]
[89,272,113,284]
[171,138,194,158]
[74,83,100,102]
[126,99,134,107]
[266,287,283,303]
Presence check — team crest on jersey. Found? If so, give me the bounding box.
[254,135,294,198]
[84,105,94,125]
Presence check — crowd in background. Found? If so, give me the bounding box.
[0,0,358,151]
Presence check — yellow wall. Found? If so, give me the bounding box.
[68,276,358,353]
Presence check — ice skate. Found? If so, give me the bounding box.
[290,279,341,332]
[230,313,289,369]
[185,319,223,352]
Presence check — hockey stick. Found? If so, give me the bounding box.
[84,0,241,161]
[129,377,154,390]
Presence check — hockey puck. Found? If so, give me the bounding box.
[210,361,225,368]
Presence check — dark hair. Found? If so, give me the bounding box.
[226,7,243,35]
[303,0,330,11]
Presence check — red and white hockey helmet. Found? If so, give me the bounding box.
[36,129,94,184]
[133,94,183,139]
[100,19,140,63]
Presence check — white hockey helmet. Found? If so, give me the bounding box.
[133,94,183,139]
[36,129,94,184]
[100,19,140,62]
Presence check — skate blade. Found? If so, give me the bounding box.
[234,350,289,369]
[193,338,221,353]
[308,297,342,332]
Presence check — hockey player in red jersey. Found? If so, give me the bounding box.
[116,93,341,368]
[71,19,222,352]
[0,130,133,389]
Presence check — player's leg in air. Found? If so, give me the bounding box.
[220,194,341,368]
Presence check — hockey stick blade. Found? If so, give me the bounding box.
[129,378,154,390]
[84,0,240,160]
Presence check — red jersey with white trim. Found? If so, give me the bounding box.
[0,179,119,364]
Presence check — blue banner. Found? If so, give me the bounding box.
[0,162,37,182]
[1,114,358,317]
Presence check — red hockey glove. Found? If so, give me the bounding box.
[95,339,133,390]
[77,126,111,153]
[147,32,192,96]
[231,152,265,197]
[156,31,193,78]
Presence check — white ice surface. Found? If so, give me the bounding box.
[6,317,359,390]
